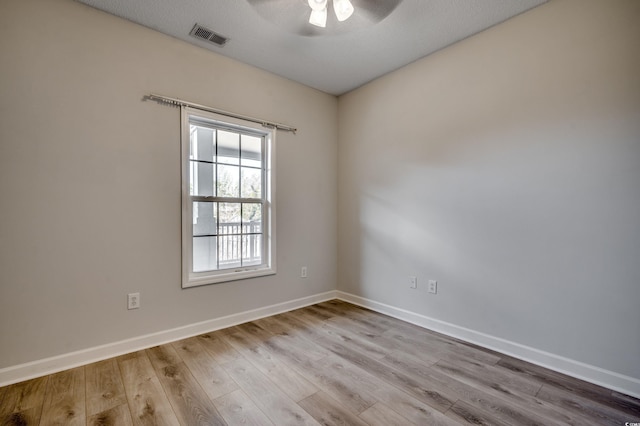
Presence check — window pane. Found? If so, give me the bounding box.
[241,135,262,168]
[193,236,218,272]
[217,164,239,198]
[218,203,241,234]
[190,126,216,162]
[242,234,262,266]
[193,202,217,236]
[241,167,262,199]
[190,161,214,196]
[218,235,242,269]
[242,203,262,234]
[218,130,240,165]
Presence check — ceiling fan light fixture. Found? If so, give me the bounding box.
[308,0,327,11]
[333,0,354,21]
[309,7,327,27]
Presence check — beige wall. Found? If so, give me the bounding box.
[338,0,640,381]
[0,0,337,368]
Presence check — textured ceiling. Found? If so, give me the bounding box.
[76,0,547,95]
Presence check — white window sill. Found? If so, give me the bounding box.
[183,266,276,288]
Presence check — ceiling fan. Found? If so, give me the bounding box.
[308,0,354,28]
[246,0,402,36]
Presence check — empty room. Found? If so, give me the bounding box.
[0,0,639,424]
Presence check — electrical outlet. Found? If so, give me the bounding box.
[428,280,437,294]
[128,292,140,310]
[301,266,308,278]
[409,276,417,289]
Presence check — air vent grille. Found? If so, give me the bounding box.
[189,24,229,47]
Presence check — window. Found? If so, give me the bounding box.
[181,107,275,287]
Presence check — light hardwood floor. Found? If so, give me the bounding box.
[1,300,638,425]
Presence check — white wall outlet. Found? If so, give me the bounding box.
[301,266,308,278]
[409,276,417,289]
[127,292,140,310]
[428,280,437,294]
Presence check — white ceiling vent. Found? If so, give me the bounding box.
[189,24,229,47]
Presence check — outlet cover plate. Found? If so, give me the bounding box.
[409,276,417,289]
[128,293,140,310]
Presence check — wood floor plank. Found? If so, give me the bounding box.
[172,337,238,400]
[536,383,632,426]
[610,391,640,417]
[358,402,418,426]
[383,328,501,366]
[221,329,318,402]
[497,355,614,400]
[39,367,85,426]
[259,317,329,361]
[435,357,542,396]
[323,338,457,413]
[298,305,336,321]
[290,353,379,414]
[445,400,513,426]
[221,357,320,426]
[321,308,388,335]
[321,348,460,426]
[0,376,48,425]
[375,313,505,363]
[322,315,443,367]
[252,316,294,336]
[315,301,377,318]
[287,305,333,322]
[85,359,128,417]
[213,389,275,426]
[231,322,273,342]
[426,367,570,426]
[316,303,385,326]
[498,356,640,421]
[0,376,48,415]
[293,310,391,360]
[146,345,227,426]
[278,310,387,364]
[365,384,461,426]
[88,403,133,426]
[432,359,604,426]
[0,407,43,426]
[298,391,369,426]
[117,351,180,426]
[195,331,243,364]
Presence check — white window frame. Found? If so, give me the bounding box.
[181,107,276,288]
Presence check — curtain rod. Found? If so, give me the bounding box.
[145,93,297,134]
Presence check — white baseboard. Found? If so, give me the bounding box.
[0,290,337,387]
[337,291,640,399]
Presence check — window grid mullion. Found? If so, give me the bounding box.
[238,135,244,268]
[215,201,220,271]
[240,203,244,268]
